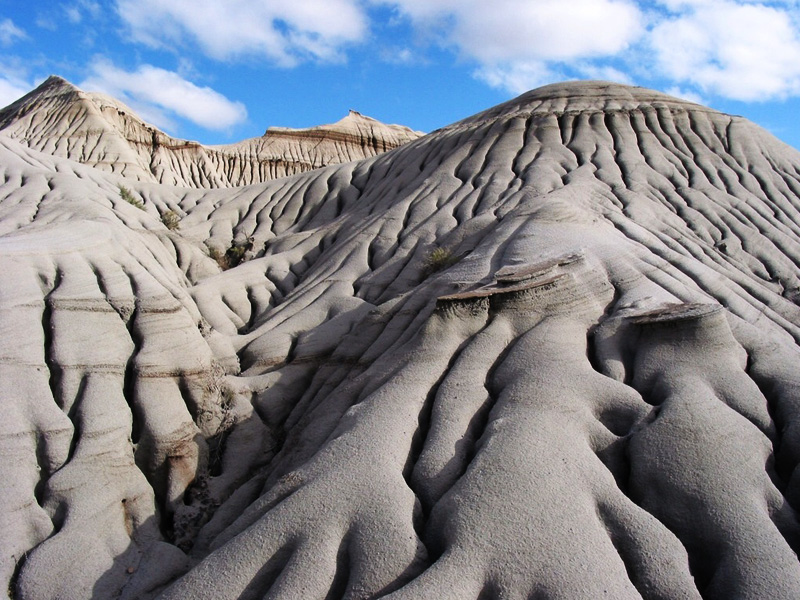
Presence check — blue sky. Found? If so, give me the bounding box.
[3,0,800,149]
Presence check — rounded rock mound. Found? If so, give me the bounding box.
[1,80,800,599]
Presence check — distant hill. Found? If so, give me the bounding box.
[0,76,422,188]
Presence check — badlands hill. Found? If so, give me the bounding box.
[2,80,800,599]
[0,76,422,188]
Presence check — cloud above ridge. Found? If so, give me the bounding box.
[81,60,247,132]
[650,0,800,100]
[0,75,34,109]
[379,0,644,92]
[111,0,800,104]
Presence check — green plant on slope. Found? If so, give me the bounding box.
[118,185,144,210]
[207,241,249,270]
[161,210,181,230]
[423,245,458,277]
[207,245,226,269]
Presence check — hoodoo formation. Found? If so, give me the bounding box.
[2,79,800,599]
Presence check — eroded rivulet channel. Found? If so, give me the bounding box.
[2,81,800,599]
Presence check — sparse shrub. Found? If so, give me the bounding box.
[225,244,247,268]
[207,242,248,270]
[207,245,228,270]
[423,245,457,276]
[119,185,144,210]
[161,210,181,230]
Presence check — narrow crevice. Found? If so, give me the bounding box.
[463,331,522,466]
[585,328,604,375]
[598,505,644,598]
[63,374,88,464]
[177,375,201,426]
[744,356,793,492]
[478,579,501,600]
[403,330,487,521]
[239,540,296,600]
[366,237,378,272]
[410,495,428,556]
[323,534,351,600]
[122,308,142,445]
[401,365,451,487]
[597,436,633,496]
[461,388,499,471]
[50,500,68,536]
[285,335,299,365]
[207,430,230,478]
[277,364,346,434]
[241,287,260,334]
[41,298,63,410]
[7,550,28,600]
[33,435,50,506]
[685,543,719,599]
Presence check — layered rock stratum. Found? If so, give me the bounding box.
[0,76,422,188]
[2,80,800,599]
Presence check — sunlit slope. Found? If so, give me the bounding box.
[2,81,800,599]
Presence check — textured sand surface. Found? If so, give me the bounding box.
[2,81,800,599]
[0,76,422,188]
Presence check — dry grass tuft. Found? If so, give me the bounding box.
[161,210,181,230]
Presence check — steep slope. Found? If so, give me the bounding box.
[3,81,800,599]
[0,76,422,188]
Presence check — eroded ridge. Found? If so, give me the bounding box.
[2,81,800,599]
[0,77,422,189]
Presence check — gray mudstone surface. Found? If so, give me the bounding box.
[2,80,800,599]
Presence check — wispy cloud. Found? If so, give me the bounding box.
[650,0,800,100]
[107,0,800,106]
[665,87,705,105]
[375,0,800,102]
[0,73,35,109]
[379,0,643,93]
[474,61,561,95]
[80,59,248,133]
[0,18,26,46]
[383,0,643,63]
[115,0,368,65]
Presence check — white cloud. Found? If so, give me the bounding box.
[115,0,368,65]
[108,0,800,104]
[376,0,643,93]
[386,0,800,102]
[650,0,800,100]
[576,64,634,85]
[382,0,643,63]
[65,6,82,24]
[0,76,33,109]
[0,19,26,46]
[474,62,633,97]
[665,86,705,104]
[475,61,560,95]
[81,59,248,133]
[379,46,417,64]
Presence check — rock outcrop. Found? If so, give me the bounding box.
[2,81,800,599]
[0,76,422,188]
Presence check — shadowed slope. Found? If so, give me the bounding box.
[2,81,800,599]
